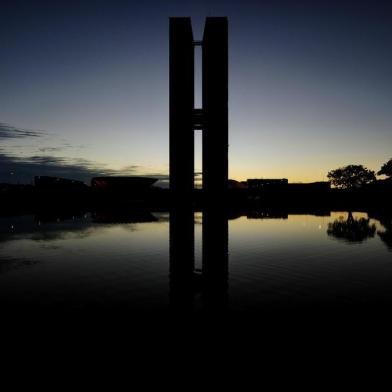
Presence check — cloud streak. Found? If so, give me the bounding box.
[0,152,115,183]
[0,152,169,185]
[0,122,169,185]
[0,123,46,140]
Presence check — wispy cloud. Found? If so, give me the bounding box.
[0,152,116,183]
[0,152,169,185]
[0,122,169,185]
[37,147,64,153]
[0,123,46,140]
[0,122,108,182]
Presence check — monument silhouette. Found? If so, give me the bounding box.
[169,17,228,199]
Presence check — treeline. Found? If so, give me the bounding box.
[327,158,392,189]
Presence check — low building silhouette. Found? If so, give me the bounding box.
[34,176,87,190]
[288,182,331,191]
[245,179,331,207]
[1,183,33,192]
[228,179,247,189]
[247,179,330,192]
[91,176,157,192]
[247,178,288,190]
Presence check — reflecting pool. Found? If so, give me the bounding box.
[0,210,391,315]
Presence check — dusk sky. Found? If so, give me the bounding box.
[1,0,391,185]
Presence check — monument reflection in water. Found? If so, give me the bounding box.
[170,204,228,314]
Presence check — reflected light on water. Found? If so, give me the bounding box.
[0,210,391,315]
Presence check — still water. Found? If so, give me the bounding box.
[0,210,391,314]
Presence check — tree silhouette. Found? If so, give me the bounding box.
[327,212,376,243]
[366,211,392,251]
[377,158,392,179]
[378,229,392,251]
[376,214,392,251]
[327,165,376,189]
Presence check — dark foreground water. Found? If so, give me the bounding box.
[0,210,391,317]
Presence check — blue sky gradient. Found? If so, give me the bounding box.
[1,0,391,184]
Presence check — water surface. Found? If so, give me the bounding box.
[0,210,391,315]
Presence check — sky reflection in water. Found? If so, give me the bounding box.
[0,211,391,313]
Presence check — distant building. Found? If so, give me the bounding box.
[246,179,330,192]
[246,179,331,199]
[228,179,247,189]
[247,211,288,219]
[288,182,331,191]
[91,210,157,224]
[0,183,33,192]
[247,179,288,190]
[34,176,87,190]
[91,176,157,192]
